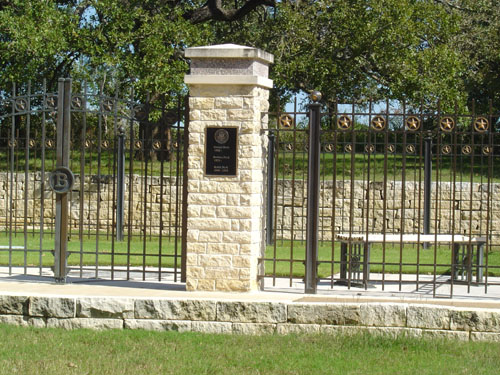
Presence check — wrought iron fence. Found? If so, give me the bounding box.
[262,96,500,297]
[0,79,187,282]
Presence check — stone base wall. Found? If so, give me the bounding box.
[276,180,500,244]
[2,294,500,341]
[1,173,498,244]
[0,172,182,235]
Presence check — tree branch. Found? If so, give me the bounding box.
[185,0,276,24]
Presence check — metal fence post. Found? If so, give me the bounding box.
[53,78,72,283]
[116,126,125,241]
[305,91,322,294]
[266,131,275,245]
[181,96,189,283]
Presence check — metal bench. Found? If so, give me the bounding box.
[335,233,487,284]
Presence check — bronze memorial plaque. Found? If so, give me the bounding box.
[205,127,238,176]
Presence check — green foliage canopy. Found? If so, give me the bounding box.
[0,0,497,111]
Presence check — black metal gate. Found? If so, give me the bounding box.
[0,78,187,283]
[263,94,500,297]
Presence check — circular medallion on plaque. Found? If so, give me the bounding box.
[371,116,386,131]
[15,98,27,112]
[103,99,113,112]
[483,146,492,155]
[324,143,334,152]
[462,145,472,155]
[406,116,421,131]
[440,117,455,132]
[214,129,230,144]
[153,141,162,150]
[46,96,57,109]
[442,145,452,155]
[365,144,375,154]
[279,114,294,128]
[72,96,83,109]
[337,115,352,130]
[49,167,75,194]
[473,117,489,133]
[406,144,415,154]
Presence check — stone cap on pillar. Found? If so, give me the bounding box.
[184,44,273,88]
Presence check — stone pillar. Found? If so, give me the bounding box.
[184,44,273,292]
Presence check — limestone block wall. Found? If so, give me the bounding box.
[1,172,498,245]
[274,180,500,244]
[2,294,500,341]
[0,172,183,235]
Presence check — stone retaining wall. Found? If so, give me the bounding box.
[276,180,500,244]
[0,172,182,234]
[1,173,498,243]
[1,294,500,341]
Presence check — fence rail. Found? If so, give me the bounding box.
[262,96,500,297]
[0,80,187,282]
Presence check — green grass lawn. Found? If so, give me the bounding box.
[0,231,182,269]
[0,324,500,375]
[265,240,500,278]
[2,232,499,278]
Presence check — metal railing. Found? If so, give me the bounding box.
[0,79,187,283]
[262,95,500,297]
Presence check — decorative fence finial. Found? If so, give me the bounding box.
[310,91,322,102]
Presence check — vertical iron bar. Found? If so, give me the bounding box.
[181,96,189,283]
[485,100,494,293]
[173,98,182,282]
[126,94,135,280]
[289,98,297,287]
[433,101,442,298]
[272,99,281,286]
[40,80,47,276]
[266,132,275,245]
[423,134,432,235]
[23,82,31,273]
[305,96,321,294]
[116,127,125,241]
[110,85,119,279]
[174,97,182,282]
[331,104,338,288]
[423,134,432,248]
[8,83,16,275]
[95,84,103,279]
[78,82,87,278]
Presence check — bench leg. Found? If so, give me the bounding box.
[364,243,371,283]
[340,242,347,280]
[477,243,484,283]
[452,243,460,280]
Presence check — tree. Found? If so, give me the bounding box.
[212,0,467,109]
[1,1,494,120]
[446,0,500,113]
